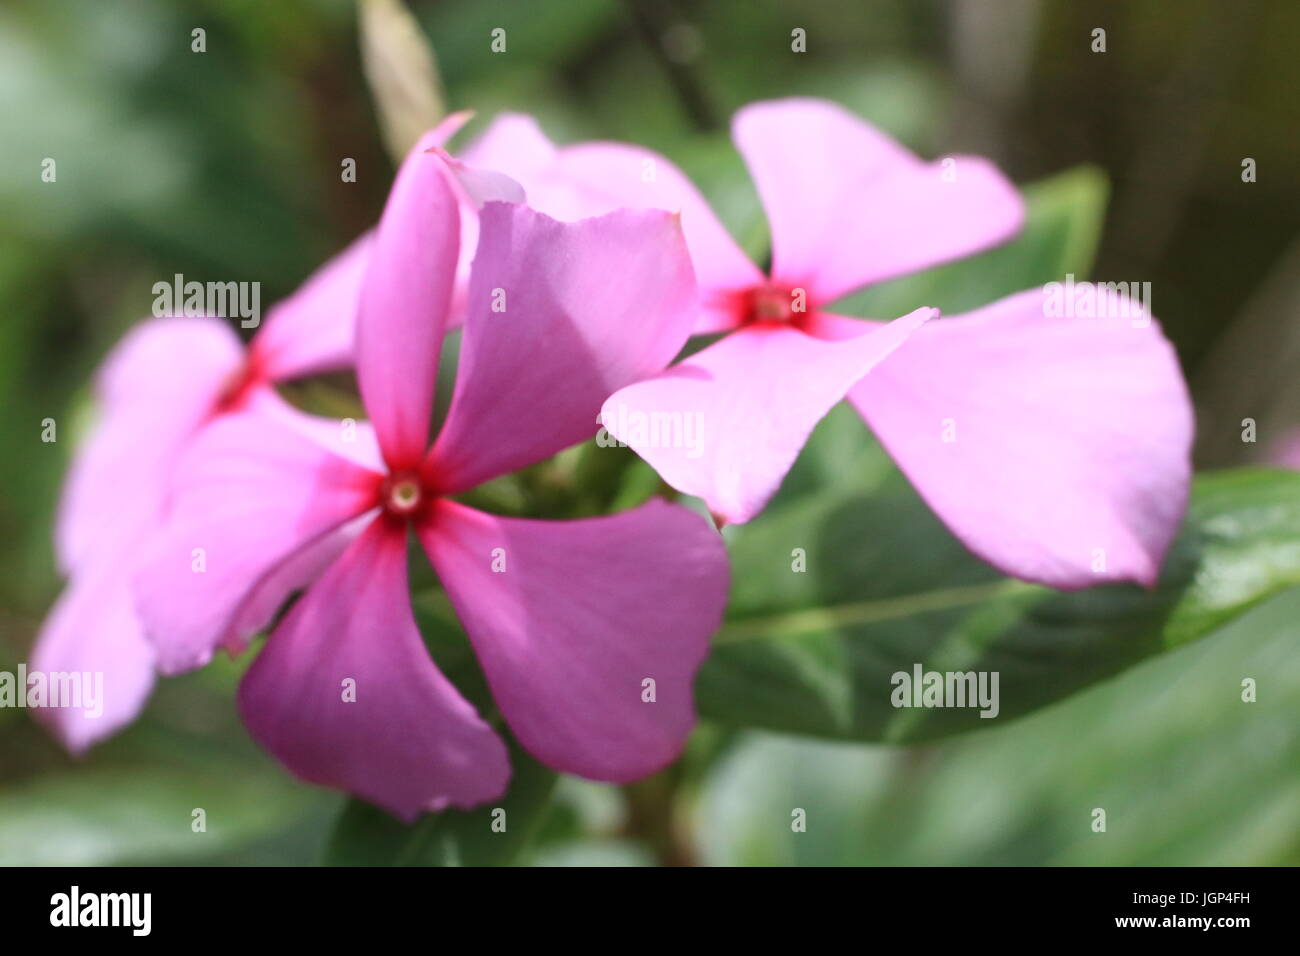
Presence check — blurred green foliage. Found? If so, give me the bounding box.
[1,0,1296,865]
[693,588,1300,866]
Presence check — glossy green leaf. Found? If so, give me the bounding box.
[697,462,1300,743]
[695,586,1300,865]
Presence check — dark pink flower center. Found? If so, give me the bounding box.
[730,283,813,330]
[381,472,429,521]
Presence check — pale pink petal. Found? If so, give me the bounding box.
[430,147,527,208]
[420,499,727,782]
[240,517,509,820]
[244,387,386,474]
[430,204,698,493]
[554,144,761,331]
[815,289,1193,588]
[451,113,559,325]
[251,232,372,382]
[355,130,461,470]
[602,309,934,525]
[55,317,244,574]
[30,557,156,753]
[431,145,526,328]
[457,113,560,194]
[462,113,762,332]
[135,410,382,674]
[732,97,1024,303]
[157,401,368,665]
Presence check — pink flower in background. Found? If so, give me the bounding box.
[33,227,371,752]
[32,111,513,752]
[465,99,1194,589]
[134,146,728,819]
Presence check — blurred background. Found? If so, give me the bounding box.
[1,0,1297,865]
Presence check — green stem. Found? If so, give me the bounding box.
[621,766,697,866]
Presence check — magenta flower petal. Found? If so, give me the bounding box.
[55,317,244,574]
[439,115,545,325]
[432,148,527,208]
[240,518,509,821]
[135,409,382,673]
[548,144,761,330]
[457,113,559,195]
[429,203,698,493]
[732,97,1024,302]
[461,114,762,333]
[355,130,461,471]
[252,231,373,381]
[220,514,369,659]
[256,113,476,376]
[30,557,156,754]
[253,389,386,473]
[420,499,728,782]
[601,308,934,525]
[815,291,1193,589]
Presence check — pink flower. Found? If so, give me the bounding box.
[31,114,496,752]
[133,142,728,819]
[34,231,371,753]
[465,100,1194,589]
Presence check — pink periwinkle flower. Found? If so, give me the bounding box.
[461,98,1195,589]
[133,142,728,819]
[34,217,374,754]
[31,114,505,752]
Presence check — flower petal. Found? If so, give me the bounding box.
[250,388,386,473]
[420,499,728,782]
[430,203,698,493]
[30,557,156,754]
[240,517,509,820]
[462,113,762,332]
[732,97,1024,302]
[553,144,761,331]
[430,147,526,208]
[355,130,461,470]
[56,317,244,574]
[251,231,373,382]
[255,112,476,370]
[221,511,371,659]
[135,408,381,674]
[602,309,934,525]
[451,114,558,325]
[816,290,1194,588]
[457,113,561,194]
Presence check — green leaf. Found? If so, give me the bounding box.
[694,587,1300,866]
[696,463,1300,743]
[835,164,1109,320]
[324,740,557,866]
